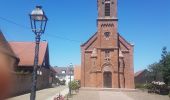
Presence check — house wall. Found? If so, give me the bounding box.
[10,67,50,96]
[74,66,81,81]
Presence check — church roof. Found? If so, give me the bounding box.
[81,32,97,47]
[118,33,134,47]
[81,32,134,50]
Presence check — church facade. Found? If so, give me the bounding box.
[81,0,134,88]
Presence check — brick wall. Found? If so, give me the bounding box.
[10,67,50,96]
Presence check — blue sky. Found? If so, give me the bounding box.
[0,0,170,72]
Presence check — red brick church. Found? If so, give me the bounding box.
[81,0,134,88]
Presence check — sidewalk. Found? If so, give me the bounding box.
[8,86,67,100]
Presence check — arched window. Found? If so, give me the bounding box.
[105,50,110,61]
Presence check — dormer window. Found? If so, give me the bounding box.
[105,3,110,16]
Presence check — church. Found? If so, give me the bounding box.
[81,0,134,88]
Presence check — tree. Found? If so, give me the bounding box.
[160,47,170,85]
[148,62,161,81]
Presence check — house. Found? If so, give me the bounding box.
[0,31,19,99]
[135,69,163,85]
[49,67,58,85]
[135,69,149,85]
[54,66,74,85]
[0,31,19,66]
[74,65,81,81]
[9,41,50,95]
[81,0,134,88]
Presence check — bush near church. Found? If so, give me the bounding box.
[69,80,79,91]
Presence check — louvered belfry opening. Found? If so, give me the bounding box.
[105,3,110,16]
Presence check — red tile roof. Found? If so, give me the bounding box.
[9,42,48,66]
[135,69,147,77]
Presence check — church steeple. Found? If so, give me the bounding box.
[97,0,118,48]
[97,0,117,19]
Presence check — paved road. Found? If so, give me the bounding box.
[8,86,67,100]
[70,90,169,100]
[8,87,170,100]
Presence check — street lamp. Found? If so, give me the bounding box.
[29,6,48,100]
[69,63,73,96]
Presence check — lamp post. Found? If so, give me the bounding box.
[69,63,73,96]
[29,6,48,100]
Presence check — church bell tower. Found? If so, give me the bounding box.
[98,0,117,19]
[97,0,118,48]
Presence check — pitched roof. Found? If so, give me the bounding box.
[54,67,73,76]
[135,69,147,77]
[0,31,19,63]
[81,32,97,47]
[118,33,134,47]
[81,32,134,50]
[50,67,57,74]
[9,42,48,66]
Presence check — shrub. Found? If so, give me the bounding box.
[60,79,66,85]
[69,80,79,90]
[169,92,170,97]
[145,83,154,89]
[135,84,148,89]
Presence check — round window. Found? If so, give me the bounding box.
[104,32,110,39]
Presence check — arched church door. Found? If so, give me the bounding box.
[103,72,112,88]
